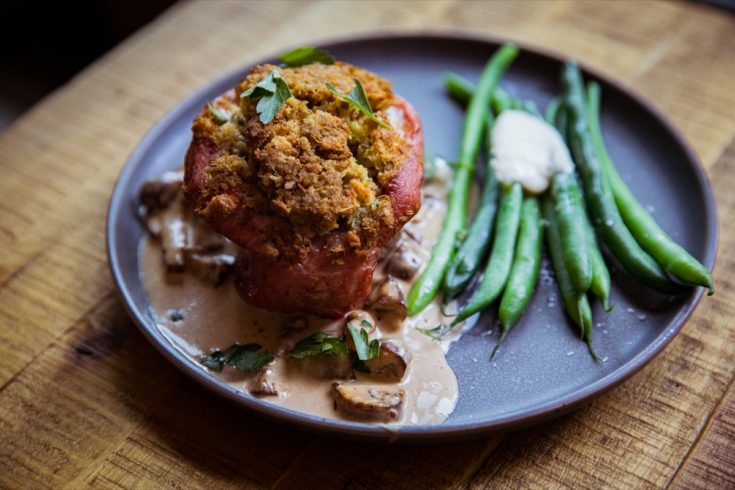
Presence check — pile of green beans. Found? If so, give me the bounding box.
[451,182,523,326]
[407,43,519,316]
[560,64,677,293]
[542,197,598,359]
[585,81,713,294]
[543,103,608,355]
[495,196,543,358]
[412,52,713,361]
[443,122,500,300]
[440,69,603,355]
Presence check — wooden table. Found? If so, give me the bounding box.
[1,1,733,487]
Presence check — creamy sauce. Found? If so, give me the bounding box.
[139,178,467,426]
[491,110,573,193]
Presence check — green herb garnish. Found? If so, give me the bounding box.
[326,79,391,129]
[417,324,453,340]
[278,46,335,67]
[168,308,186,322]
[241,70,292,124]
[207,103,229,123]
[347,320,380,361]
[289,332,347,359]
[200,343,274,373]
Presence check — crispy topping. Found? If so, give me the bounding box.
[189,62,409,262]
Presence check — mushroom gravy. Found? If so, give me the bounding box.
[138,170,469,426]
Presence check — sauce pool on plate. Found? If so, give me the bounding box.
[138,170,469,426]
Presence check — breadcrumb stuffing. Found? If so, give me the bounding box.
[189,62,408,261]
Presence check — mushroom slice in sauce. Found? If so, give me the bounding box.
[346,310,376,332]
[160,217,190,272]
[187,253,235,287]
[344,310,376,351]
[138,170,183,225]
[332,383,404,422]
[385,243,422,280]
[367,277,408,331]
[363,341,410,381]
[249,368,279,397]
[139,170,230,273]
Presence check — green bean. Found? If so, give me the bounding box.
[549,101,612,310]
[542,197,599,360]
[492,87,513,115]
[444,72,475,105]
[545,97,562,125]
[560,63,677,293]
[444,72,513,113]
[444,123,499,300]
[586,82,713,294]
[494,196,543,358]
[544,97,613,312]
[583,207,613,311]
[550,172,592,293]
[450,182,523,326]
[554,104,569,141]
[407,44,519,316]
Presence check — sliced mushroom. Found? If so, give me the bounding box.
[249,369,278,397]
[386,244,422,280]
[138,170,183,214]
[346,310,376,331]
[344,310,376,351]
[294,353,353,380]
[138,171,184,236]
[160,216,191,272]
[367,277,408,331]
[187,253,235,286]
[363,341,410,381]
[332,383,404,422]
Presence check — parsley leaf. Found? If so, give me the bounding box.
[278,46,335,67]
[325,79,391,129]
[200,343,273,373]
[417,324,453,340]
[347,320,380,361]
[289,332,347,359]
[207,103,229,123]
[241,70,292,124]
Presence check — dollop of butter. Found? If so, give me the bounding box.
[491,110,574,193]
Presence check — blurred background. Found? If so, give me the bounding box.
[0,0,732,132]
[0,0,176,130]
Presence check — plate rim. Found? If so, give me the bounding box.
[106,30,718,442]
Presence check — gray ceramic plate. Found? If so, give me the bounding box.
[107,33,717,442]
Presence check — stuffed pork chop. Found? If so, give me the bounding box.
[184,61,423,317]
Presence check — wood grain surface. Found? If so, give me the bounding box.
[1,0,733,488]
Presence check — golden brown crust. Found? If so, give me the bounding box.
[188,62,410,263]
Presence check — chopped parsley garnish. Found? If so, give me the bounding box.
[417,324,453,340]
[347,320,380,361]
[207,103,229,123]
[278,46,335,67]
[200,343,274,373]
[326,79,391,129]
[240,70,292,124]
[289,332,347,359]
[168,308,186,322]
